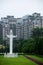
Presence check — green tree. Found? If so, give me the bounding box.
[34,37,43,55]
[32,27,43,38]
[32,28,43,55]
[22,38,35,54]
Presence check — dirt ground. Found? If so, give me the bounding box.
[24,55,43,65]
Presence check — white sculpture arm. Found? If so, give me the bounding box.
[7,35,10,38]
[13,35,17,38]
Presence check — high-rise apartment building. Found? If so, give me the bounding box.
[0,12,43,40]
[1,16,16,40]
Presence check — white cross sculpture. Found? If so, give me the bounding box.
[7,29,17,54]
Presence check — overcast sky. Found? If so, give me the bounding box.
[0,0,43,19]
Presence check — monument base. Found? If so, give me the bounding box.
[4,53,18,57]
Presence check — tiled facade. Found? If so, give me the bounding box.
[0,13,43,40]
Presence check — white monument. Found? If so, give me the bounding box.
[4,29,18,57]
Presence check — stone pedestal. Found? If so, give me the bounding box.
[4,53,18,57]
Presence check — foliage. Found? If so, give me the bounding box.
[0,39,6,53]
[32,27,43,38]
[32,28,43,55]
[0,27,43,55]
[34,37,43,55]
[22,38,35,53]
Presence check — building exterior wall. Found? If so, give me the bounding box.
[0,24,3,39]
[0,13,43,40]
[16,22,22,40]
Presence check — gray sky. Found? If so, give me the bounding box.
[0,0,43,19]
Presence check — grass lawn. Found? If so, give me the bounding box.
[28,55,43,63]
[0,55,37,65]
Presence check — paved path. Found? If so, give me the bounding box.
[24,55,43,65]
